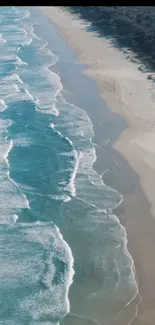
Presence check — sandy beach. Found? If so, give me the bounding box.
[42,6,155,325]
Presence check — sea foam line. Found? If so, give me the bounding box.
[0,33,7,44]
[3,9,139,323]
[7,170,30,210]
[0,99,7,112]
[16,55,27,66]
[0,118,30,225]
[66,149,81,197]
[11,12,137,313]
[49,122,79,198]
[17,221,74,322]
[4,138,30,211]
[53,94,139,322]
[40,41,48,50]
[13,10,140,323]
[55,224,75,314]
[23,28,125,212]
[112,221,142,324]
[14,9,30,22]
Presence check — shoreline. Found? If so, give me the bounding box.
[42,6,155,325]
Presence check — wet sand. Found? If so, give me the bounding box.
[42,6,155,325]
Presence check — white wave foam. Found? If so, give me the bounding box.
[57,95,94,140]
[8,172,30,210]
[2,73,23,84]
[0,219,74,323]
[49,121,78,197]
[1,8,139,323]
[24,37,32,46]
[0,73,36,105]
[15,55,27,65]
[12,73,24,84]
[36,102,59,116]
[12,214,18,224]
[49,124,72,144]
[31,30,41,41]
[41,44,59,66]
[53,82,138,324]
[44,67,62,92]
[55,224,74,303]
[3,137,30,210]
[0,99,7,112]
[109,220,140,324]
[0,33,7,44]
[55,95,123,209]
[23,66,61,114]
[35,69,62,115]
[19,222,74,322]
[14,10,30,22]
[3,138,13,167]
[2,24,60,115]
[66,149,80,197]
[2,84,20,101]
[52,103,59,116]
[24,88,35,101]
[0,119,30,224]
[0,8,139,324]
[49,194,71,202]
[40,41,48,50]
[0,24,31,47]
[50,125,62,139]
[59,151,75,157]
[14,137,32,147]
[49,122,55,129]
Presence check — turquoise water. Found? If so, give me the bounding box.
[0,6,138,325]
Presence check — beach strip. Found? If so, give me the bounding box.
[42,7,155,325]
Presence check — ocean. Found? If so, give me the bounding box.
[0,6,138,325]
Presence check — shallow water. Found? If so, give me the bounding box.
[0,6,138,325]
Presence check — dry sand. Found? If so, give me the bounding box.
[42,6,155,325]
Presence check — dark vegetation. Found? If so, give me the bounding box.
[67,6,155,71]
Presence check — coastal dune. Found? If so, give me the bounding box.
[42,6,155,325]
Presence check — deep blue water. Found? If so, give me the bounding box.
[0,6,138,325]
